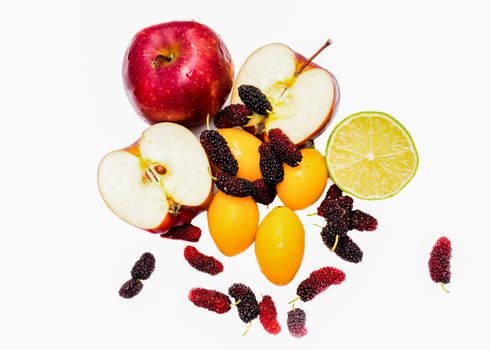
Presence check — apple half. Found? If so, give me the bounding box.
[230,43,339,145]
[97,123,213,233]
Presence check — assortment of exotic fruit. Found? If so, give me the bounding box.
[97,20,448,338]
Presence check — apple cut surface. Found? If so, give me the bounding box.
[98,151,169,229]
[231,43,338,145]
[267,69,335,144]
[97,123,212,231]
[138,123,211,206]
[230,44,296,99]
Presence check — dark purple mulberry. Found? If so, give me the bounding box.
[130,252,156,280]
[252,179,276,205]
[214,172,254,197]
[287,308,307,338]
[320,196,354,235]
[228,283,259,323]
[119,278,143,299]
[188,288,231,314]
[200,130,238,175]
[350,209,378,231]
[325,195,354,218]
[268,128,302,166]
[238,85,272,116]
[213,104,252,128]
[259,142,283,185]
[184,246,224,275]
[428,236,452,291]
[296,266,346,302]
[327,217,350,237]
[321,226,363,263]
[317,184,343,217]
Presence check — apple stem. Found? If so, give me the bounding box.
[331,234,339,252]
[295,39,332,76]
[288,296,300,304]
[242,321,252,336]
[151,54,173,69]
[439,282,450,293]
[303,139,315,149]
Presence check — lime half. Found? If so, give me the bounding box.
[325,111,418,200]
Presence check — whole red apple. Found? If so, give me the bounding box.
[123,21,234,126]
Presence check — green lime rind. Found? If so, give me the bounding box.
[324,111,419,200]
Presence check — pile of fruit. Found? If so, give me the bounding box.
[99,21,450,337]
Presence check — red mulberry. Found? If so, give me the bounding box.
[160,224,201,242]
[252,179,276,205]
[184,246,223,276]
[214,172,254,197]
[228,283,259,323]
[321,226,363,263]
[428,236,452,292]
[119,278,143,299]
[259,142,284,185]
[238,85,272,116]
[258,295,281,335]
[188,288,231,314]
[200,130,238,175]
[130,252,156,280]
[350,209,378,231]
[296,266,346,302]
[268,128,302,166]
[287,308,307,338]
[213,104,251,128]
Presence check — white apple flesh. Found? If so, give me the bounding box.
[97,123,212,233]
[231,43,339,145]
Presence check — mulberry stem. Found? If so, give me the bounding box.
[288,296,300,304]
[242,321,252,336]
[331,234,339,252]
[207,167,217,181]
[440,282,450,293]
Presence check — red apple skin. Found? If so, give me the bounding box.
[123,141,214,234]
[123,21,234,126]
[240,46,340,146]
[148,193,213,234]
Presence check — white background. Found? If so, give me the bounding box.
[1,0,490,349]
